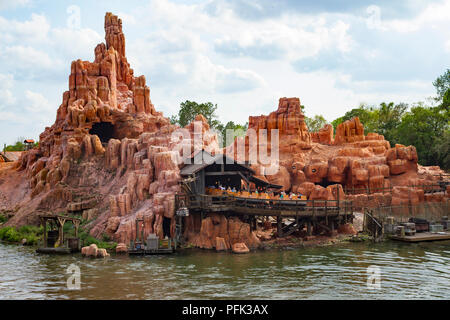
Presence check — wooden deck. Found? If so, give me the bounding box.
[390,231,450,242]
[36,247,72,254]
[175,194,352,218]
[128,248,175,255]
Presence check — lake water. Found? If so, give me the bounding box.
[0,240,449,299]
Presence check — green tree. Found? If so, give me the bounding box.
[170,101,248,147]
[432,128,450,170]
[376,102,407,142]
[4,137,26,151]
[331,103,378,132]
[433,69,450,100]
[170,100,221,129]
[433,69,450,112]
[305,115,328,132]
[396,104,449,167]
[218,121,248,147]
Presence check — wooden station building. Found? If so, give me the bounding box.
[176,151,354,237]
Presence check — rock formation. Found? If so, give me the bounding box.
[0,13,448,252]
[0,13,222,247]
[226,97,448,209]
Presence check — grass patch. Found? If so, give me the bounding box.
[0,225,43,245]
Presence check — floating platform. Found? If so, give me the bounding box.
[390,231,450,243]
[128,248,175,255]
[36,247,72,254]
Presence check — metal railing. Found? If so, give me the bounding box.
[366,200,450,224]
[344,183,448,195]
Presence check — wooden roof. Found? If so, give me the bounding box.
[38,214,81,223]
[180,150,254,176]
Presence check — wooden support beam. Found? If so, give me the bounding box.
[205,171,245,176]
[307,220,312,236]
[43,218,47,247]
[277,216,282,237]
[316,221,331,233]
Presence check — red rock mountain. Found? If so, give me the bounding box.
[0,13,447,250]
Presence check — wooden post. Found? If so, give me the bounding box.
[336,185,340,211]
[307,220,312,236]
[42,218,47,247]
[312,200,316,219]
[74,220,80,237]
[277,216,282,237]
[135,219,140,243]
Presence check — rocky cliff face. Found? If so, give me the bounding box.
[1,13,228,247]
[226,97,447,208]
[0,13,448,251]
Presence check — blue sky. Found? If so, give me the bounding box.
[0,0,449,147]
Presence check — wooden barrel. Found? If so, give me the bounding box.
[67,238,80,252]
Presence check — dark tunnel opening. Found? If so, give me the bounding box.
[89,122,114,144]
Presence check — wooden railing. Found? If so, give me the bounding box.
[175,193,353,215]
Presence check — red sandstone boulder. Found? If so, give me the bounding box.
[310,124,334,145]
[266,166,291,191]
[82,244,98,257]
[96,248,110,258]
[232,242,250,254]
[304,161,328,183]
[215,237,228,251]
[116,242,128,253]
[294,182,315,198]
[247,97,311,153]
[337,223,357,235]
[334,117,364,144]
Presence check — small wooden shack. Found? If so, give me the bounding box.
[36,215,81,254]
[180,150,281,194]
[23,139,35,151]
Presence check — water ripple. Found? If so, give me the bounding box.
[1,241,450,299]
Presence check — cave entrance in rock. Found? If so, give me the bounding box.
[89,122,114,144]
[317,179,336,188]
[163,217,172,238]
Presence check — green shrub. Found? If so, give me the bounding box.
[2,227,21,242]
[24,234,39,245]
[0,214,7,224]
[0,226,14,240]
[18,225,43,235]
[78,229,117,251]
[0,225,43,244]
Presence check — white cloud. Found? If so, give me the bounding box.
[0,13,49,44]
[445,39,450,53]
[190,55,266,93]
[365,1,450,33]
[0,73,16,105]
[1,45,57,71]
[0,0,32,10]
[50,27,102,59]
[0,0,446,148]
[24,90,52,113]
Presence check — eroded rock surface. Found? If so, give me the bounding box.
[0,13,448,251]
